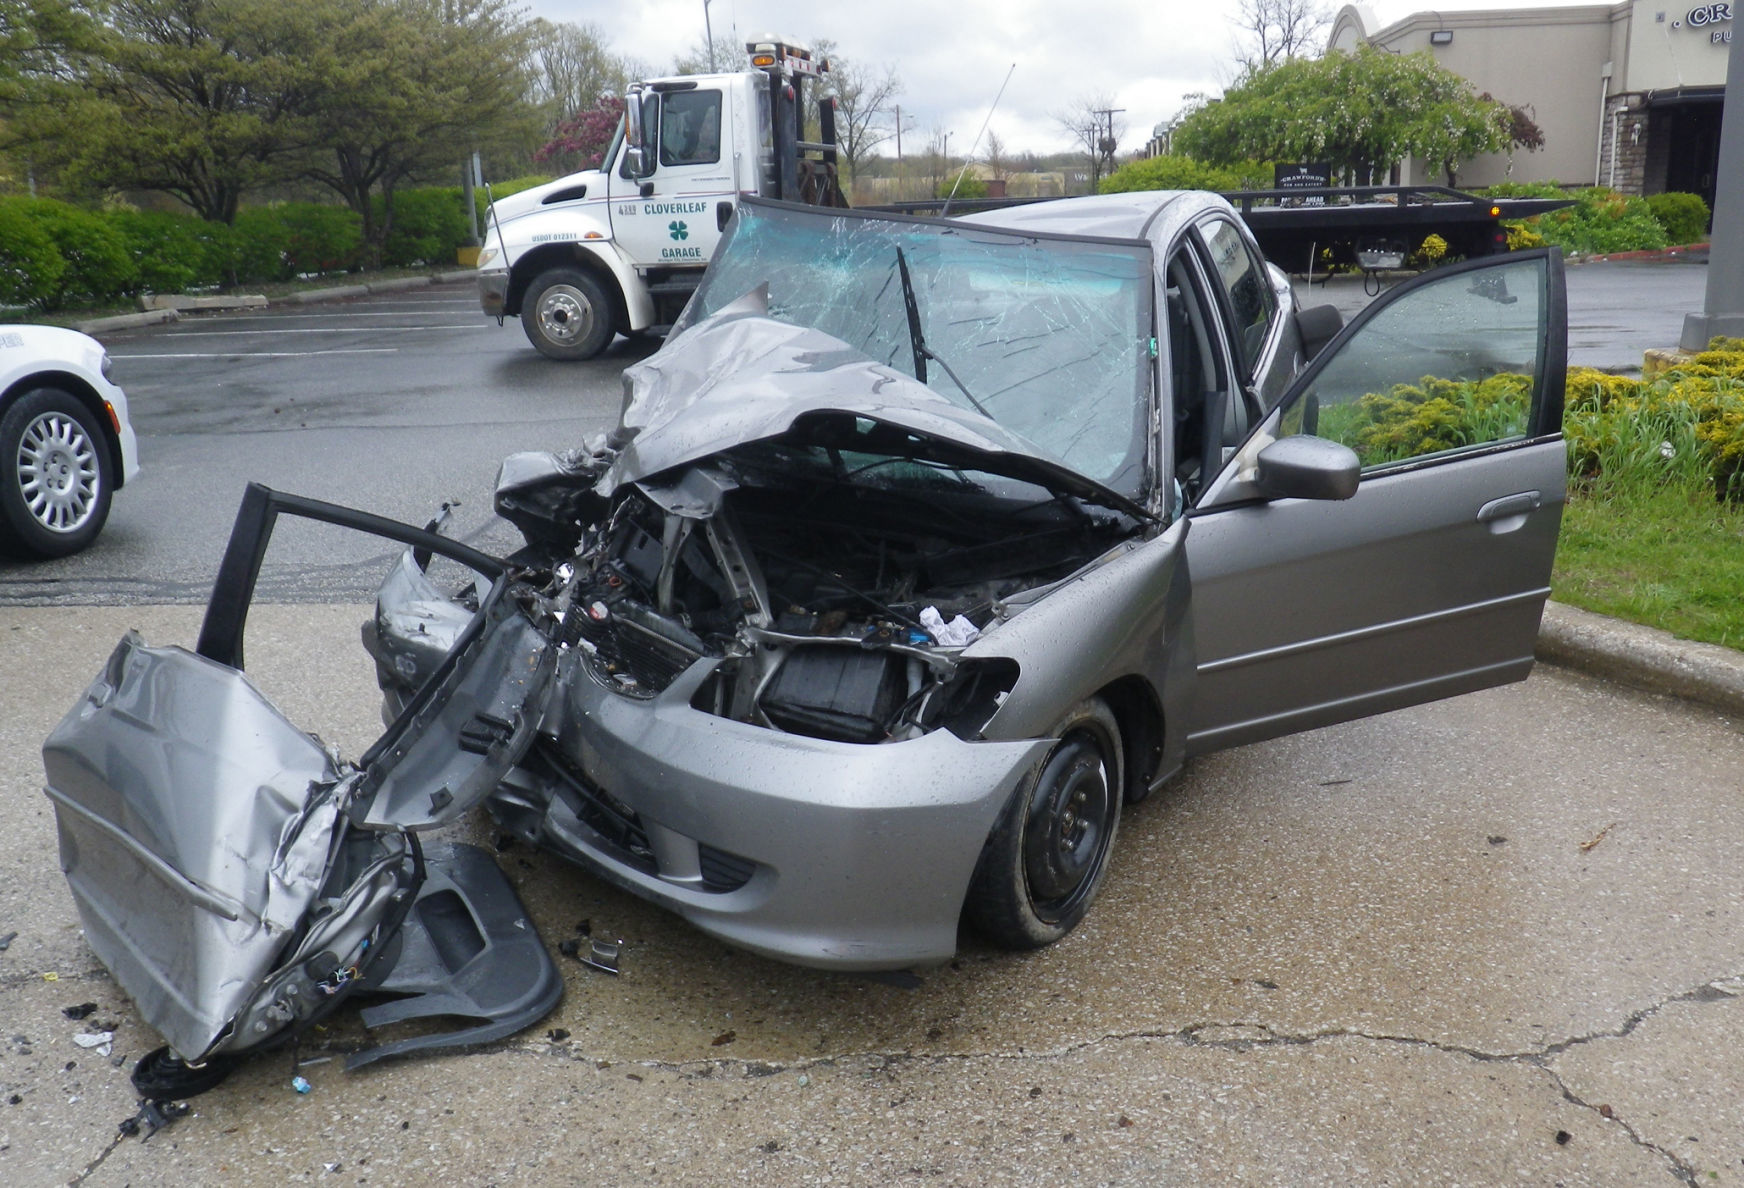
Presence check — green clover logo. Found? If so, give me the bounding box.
[668,221,689,241]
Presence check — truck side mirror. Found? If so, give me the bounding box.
[621,146,652,180]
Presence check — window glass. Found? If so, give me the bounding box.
[683,203,1154,494]
[1200,218,1275,376]
[1278,258,1547,469]
[659,90,723,166]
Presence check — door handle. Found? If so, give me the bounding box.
[1477,491,1542,528]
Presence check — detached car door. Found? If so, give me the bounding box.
[1182,249,1567,754]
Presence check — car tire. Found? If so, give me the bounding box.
[964,697,1123,950]
[0,387,114,560]
[520,268,615,360]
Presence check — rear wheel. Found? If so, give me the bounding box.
[520,267,615,360]
[965,698,1123,949]
[0,387,114,560]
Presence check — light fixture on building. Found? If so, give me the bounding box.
[1429,29,1454,45]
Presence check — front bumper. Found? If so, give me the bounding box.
[530,658,1046,969]
[479,268,509,318]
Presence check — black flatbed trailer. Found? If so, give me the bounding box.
[871,185,1576,274]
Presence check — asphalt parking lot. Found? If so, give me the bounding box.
[2,264,1740,1185]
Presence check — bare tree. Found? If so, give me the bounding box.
[524,20,643,123]
[817,45,900,182]
[1231,0,1330,74]
[1054,94,1125,190]
[983,128,1011,181]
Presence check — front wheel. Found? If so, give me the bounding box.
[520,268,615,361]
[964,698,1123,950]
[0,387,114,560]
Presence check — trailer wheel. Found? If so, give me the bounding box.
[520,268,615,361]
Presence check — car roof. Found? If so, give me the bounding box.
[958,190,1231,249]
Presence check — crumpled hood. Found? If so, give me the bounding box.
[604,293,1153,519]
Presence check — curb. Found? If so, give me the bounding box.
[137,293,267,312]
[71,309,179,334]
[1575,243,1709,265]
[1537,601,1744,719]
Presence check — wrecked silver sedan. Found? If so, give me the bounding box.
[44,193,1567,1081]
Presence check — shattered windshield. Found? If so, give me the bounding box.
[681,200,1155,494]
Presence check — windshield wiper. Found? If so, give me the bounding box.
[894,247,994,420]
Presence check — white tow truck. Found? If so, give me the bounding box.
[478,37,847,360]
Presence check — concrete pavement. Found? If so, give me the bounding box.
[1,602,1740,1186]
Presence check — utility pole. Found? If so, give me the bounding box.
[1091,106,1125,185]
[893,105,907,201]
[703,0,716,71]
[1680,26,1743,349]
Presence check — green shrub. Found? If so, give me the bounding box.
[0,197,65,308]
[277,203,362,276]
[15,198,137,309]
[227,207,294,283]
[1646,191,1710,245]
[226,203,361,281]
[107,209,204,294]
[381,187,470,266]
[1483,184,1667,255]
[937,174,988,200]
[1100,155,1267,194]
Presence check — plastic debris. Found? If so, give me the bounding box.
[119,1098,191,1141]
[291,1075,312,1094]
[74,1031,115,1057]
[0,931,16,951]
[581,939,622,975]
[62,1002,98,1020]
[919,606,980,647]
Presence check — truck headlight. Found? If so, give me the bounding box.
[477,248,500,269]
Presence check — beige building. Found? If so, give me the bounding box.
[1330,2,1733,204]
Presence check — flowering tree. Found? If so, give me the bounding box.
[1175,47,1516,185]
[534,95,625,174]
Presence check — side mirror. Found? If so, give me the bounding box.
[1253,435,1359,501]
[621,145,652,180]
[1296,303,1343,361]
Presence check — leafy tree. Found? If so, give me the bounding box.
[298,0,536,267]
[4,0,333,221]
[1175,47,1511,185]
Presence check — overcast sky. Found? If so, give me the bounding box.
[526,1,1605,156]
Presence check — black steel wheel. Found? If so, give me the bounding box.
[0,387,114,559]
[519,267,615,360]
[964,697,1123,949]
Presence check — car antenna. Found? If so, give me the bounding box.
[941,62,1016,217]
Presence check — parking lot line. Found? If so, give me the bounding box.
[107,348,402,358]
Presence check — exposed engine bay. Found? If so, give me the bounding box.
[483,428,1133,749]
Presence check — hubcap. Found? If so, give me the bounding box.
[17,411,101,534]
[1021,732,1113,919]
[536,285,595,345]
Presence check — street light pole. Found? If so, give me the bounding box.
[1680,27,1743,349]
[704,1,716,72]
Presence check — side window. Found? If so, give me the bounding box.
[1200,218,1276,378]
[659,90,723,167]
[1278,257,1550,469]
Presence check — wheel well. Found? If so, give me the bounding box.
[2,371,126,490]
[507,246,628,329]
[1095,676,1164,804]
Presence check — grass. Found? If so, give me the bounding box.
[1553,483,1744,650]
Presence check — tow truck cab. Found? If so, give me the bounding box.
[479,37,846,361]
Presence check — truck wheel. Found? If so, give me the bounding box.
[520,268,615,361]
[0,387,114,560]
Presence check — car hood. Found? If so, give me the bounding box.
[605,291,1154,520]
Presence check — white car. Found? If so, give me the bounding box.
[0,325,139,559]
